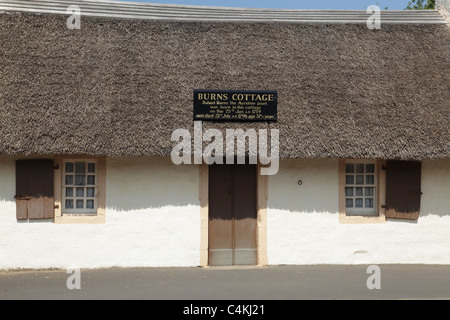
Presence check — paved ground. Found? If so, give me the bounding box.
[0,265,450,300]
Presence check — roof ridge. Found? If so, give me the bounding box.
[0,0,447,24]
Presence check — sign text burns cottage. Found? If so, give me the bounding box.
[193,90,277,122]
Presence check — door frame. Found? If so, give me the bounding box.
[199,162,268,267]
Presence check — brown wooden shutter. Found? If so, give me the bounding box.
[15,159,54,220]
[385,160,421,220]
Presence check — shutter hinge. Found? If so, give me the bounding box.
[54,204,59,209]
[381,205,386,208]
[381,165,387,170]
[14,195,32,200]
[53,164,59,170]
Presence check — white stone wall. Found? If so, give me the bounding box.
[0,156,201,269]
[267,159,450,265]
[1,156,449,269]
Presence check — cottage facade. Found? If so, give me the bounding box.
[0,0,449,269]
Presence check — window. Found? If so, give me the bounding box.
[62,160,97,214]
[339,159,386,224]
[54,157,106,224]
[344,161,376,216]
[339,159,422,223]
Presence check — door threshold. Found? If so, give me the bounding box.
[203,265,268,270]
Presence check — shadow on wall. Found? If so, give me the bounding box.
[0,156,15,202]
[106,158,341,214]
[2,156,449,217]
[267,159,339,213]
[267,159,450,218]
[105,157,200,211]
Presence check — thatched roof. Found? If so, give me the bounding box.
[0,3,449,159]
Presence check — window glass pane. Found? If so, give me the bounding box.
[75,162,85,173]
[76,187,84,197]
[75,175,85,186]
[346,199,353,208]
[76,199,84,209]
[87,175,95,185]
[366,175,375,185]
[65,175,74,185]
[86,200,94,209]
[65,162,74,173]
[65,188,73,197]
[365,198,374,208]
[356,164,364,173]
[345,187,353,197]
[88,163,96,173]
[87,187,95,197]
[346,175,354,185]
[65,199,73,209]
[355,198,363,208]
[365,187,374,196]
[345,164,354,173]
[355,187,363,196]
[366,164,375,173]
[356,175,364,185]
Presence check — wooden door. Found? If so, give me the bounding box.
[208,163,257,266]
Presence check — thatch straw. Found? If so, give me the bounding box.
[0,12,448,159]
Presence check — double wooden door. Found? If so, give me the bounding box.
[208,163,257,266]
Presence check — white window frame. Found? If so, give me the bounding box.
[344,159,377,216]
[339,159,386,224]
[54,156,106,224]
[62,159,98,215]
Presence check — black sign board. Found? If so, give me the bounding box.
[193,90,277,122]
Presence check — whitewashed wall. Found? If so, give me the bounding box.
[267,159,450,265]
[0,156,201,269]
[1,156,449,269]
